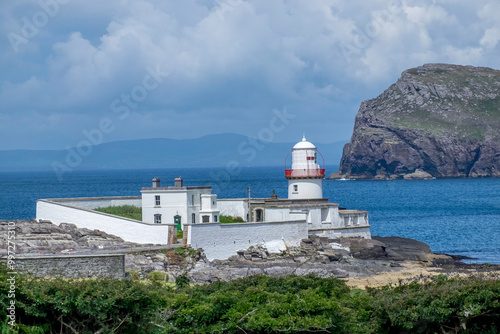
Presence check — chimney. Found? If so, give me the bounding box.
[152,177,161,188]
[270,189,278,200]
[174,177,183,188]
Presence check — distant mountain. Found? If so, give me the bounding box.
[330,63,500,180]
[0,134,347,172]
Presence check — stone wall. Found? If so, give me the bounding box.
[188,220,307,261]
[36,199,173,244]
[14,254,125,278]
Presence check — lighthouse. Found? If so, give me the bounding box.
[285,136,325,199]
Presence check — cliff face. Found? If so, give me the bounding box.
[331,63,500,180]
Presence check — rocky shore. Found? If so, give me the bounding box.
[2,220,499,286]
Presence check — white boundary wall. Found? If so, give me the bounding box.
[188,220,307,261]
[36,199,172,245]
[48,197,142,210]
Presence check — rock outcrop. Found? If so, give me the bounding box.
[0,220,141,255]
[5,220,493,285]
[330,63,500,180]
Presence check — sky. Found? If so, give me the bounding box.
[1,0,500,150]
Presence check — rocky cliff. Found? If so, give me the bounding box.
[330,63,500,180]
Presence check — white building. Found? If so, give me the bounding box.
[141,176,219,227]
[36,136,371,260]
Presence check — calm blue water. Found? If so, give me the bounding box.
[1,166,499,264]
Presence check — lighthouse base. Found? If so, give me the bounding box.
[288,179,323,199]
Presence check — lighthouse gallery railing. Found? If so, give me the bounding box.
[285,169,325,178]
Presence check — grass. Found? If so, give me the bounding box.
[94,205,142,221]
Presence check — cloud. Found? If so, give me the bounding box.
[1,0,500,149]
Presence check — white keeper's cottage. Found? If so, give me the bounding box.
[141,176,219,226]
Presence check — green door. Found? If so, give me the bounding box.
[174,215,181,231]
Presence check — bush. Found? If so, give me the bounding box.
[147,271,169,282]
[0,263,170,333]
[220,215,245,224]
[3,260,499,334]
[368,275,500,333]
[174,247,195,258]
[127,270,141,280]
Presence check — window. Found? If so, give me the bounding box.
[214,215,218,222]
[293,184,298,192]
[155,195,160,206]
[154,214,162,224]
[202,215,210,223]
[192,213,196,224]
[192,194,195,205]
[255,209,263,222]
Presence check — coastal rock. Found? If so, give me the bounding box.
[330,63,500,180]
[0,220,141,255]
[372,236,431,262]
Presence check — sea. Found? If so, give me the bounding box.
[1,166,499,264]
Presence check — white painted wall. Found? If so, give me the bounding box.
[142,190,188,225]
[48,197,142,210]
[200,194,219,222]
[264,207,307,222]
[36,200,172,244]
[188,220,307,260]
[288,179,323,199]
[142,188,214,226]
[264,205,340,229]
[218,199,248,219]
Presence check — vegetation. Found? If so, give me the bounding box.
[146,271,169,282]
[220,215,245,224]
[174,247,196,258]
[94,205,142,221]
[2,262,499,333]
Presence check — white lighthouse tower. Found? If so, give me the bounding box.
[285,136,325,199]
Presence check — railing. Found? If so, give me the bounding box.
[285,169,325,178]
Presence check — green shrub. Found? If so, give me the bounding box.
[368,275,500,333]
[220,215,245,224]
[174,247,195,258]
[127,270,141,280]
[0,263,169,333]
[3,260,499,334]
[147,271,169,282]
